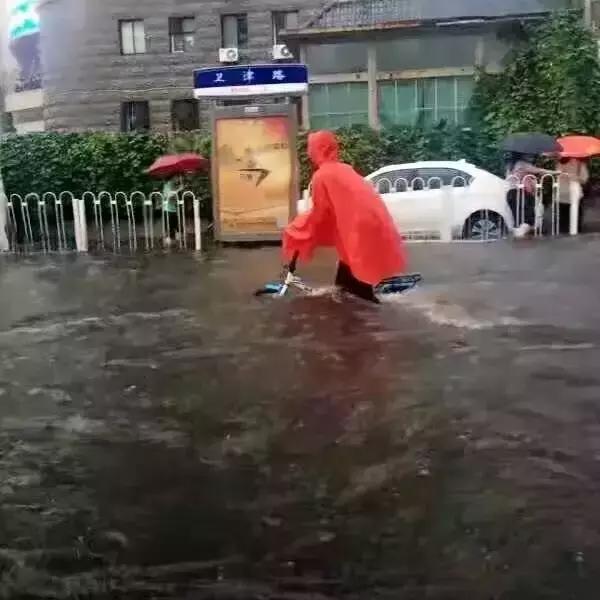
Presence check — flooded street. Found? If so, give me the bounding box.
[2,238,600,599]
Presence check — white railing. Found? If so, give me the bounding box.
[506,173,582,237]
[0,194,8,251]
[370,173,582,242]
[0,176,585,254]
[0,191,203,253]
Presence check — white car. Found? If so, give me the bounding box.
[366,160,513,240]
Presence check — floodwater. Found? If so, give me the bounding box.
[2,238,600,599]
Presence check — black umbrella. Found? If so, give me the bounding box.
[501,132,563,156]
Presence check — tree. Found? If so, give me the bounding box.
[469,12,600,138]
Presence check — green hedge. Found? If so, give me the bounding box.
[0,132,169,196]
[0,125,503,220]
[0,124,501,197]
[0,131,215,217]
[297,124,503,188]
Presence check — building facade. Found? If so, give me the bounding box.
[3,0,574,133]
[285,0,571,131]
[37,0,324,132]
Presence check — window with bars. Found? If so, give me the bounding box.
[309,82,368,129]
[221,14,248,48]
[378,76,474,128]
[171,99,200,131]
[119,20,146,55]
[272,11,299,45]
[121,101,150,132]
[169,17,195,53]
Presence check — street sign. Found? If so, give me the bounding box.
[193,63,308,98]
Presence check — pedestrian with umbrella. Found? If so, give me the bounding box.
[502,133,562,237]
[146,153,209,247]
[556,136,600,234]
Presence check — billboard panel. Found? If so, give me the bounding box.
[212,105,297,241]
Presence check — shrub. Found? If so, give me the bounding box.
[469,12,600,138]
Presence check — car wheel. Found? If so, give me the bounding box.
[464,211,505,241]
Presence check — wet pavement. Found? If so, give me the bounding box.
[2,237,600,599]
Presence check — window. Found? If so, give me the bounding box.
[121,101,150,132]
[378,76,474,128]
[119,20,146,55]
[416,168,472,188]
[171,99,199,131]
[221,14,248,48]
[169,17,195,53]
[305,42,368,75]
[309,82,368,129]
[371,170,415,194]
[220,99,250,107]
[272,11,298,45]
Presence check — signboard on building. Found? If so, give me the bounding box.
[7,0,40,41]
[212,105,298,242]
[194,64,308,98]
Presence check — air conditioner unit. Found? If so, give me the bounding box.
[219,47,239,63]
[272,44,293,60]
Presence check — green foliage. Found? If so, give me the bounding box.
[0,125,506,213]
[165,131,213,219]
[0,132,169,198]
[297,123,502,190]
[0,131,216,216]
[336,125,388,176]
[469,12,600,138]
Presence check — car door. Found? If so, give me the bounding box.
[371,169,419,231]
[414,167,470,232]
[412,168,450,231]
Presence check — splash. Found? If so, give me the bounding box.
[306,285,339,298]
[383,288,528,330]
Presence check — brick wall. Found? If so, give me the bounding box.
[39,0,325,131]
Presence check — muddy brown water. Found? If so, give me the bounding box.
[2,238,600,599]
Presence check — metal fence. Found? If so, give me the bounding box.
[372,173,581,242]
[0,175,584,253]
[0,191,203,253]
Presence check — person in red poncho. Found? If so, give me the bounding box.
[283,130,407,303]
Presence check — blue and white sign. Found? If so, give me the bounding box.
[193,64,308,98]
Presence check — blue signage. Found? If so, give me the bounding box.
[193,63,308,98]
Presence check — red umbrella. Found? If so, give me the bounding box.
[146,153,209,178]
[557,136,600,159]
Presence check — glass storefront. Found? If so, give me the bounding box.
[378,76,475,127]
[308,77,474,129]
[309,82,369,129]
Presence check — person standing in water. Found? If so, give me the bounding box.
[161,175,182,247]
[506,153,557,237]
[282,130,406,303]
[557,157,589,233]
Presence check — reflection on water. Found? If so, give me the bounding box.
[2,240,600,598]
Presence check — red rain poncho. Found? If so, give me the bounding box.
[283,130,406,285]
